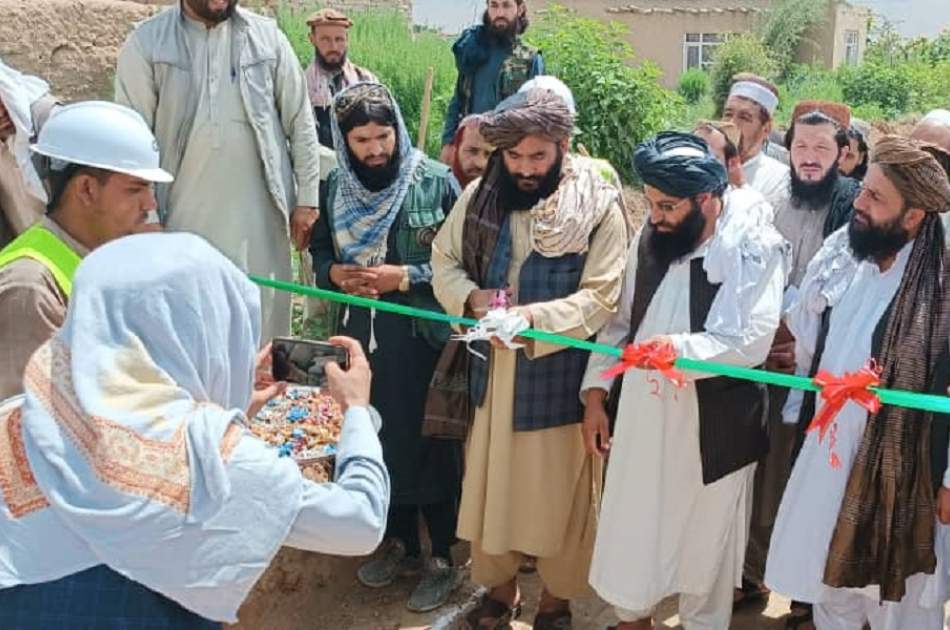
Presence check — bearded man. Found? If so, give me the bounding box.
[582,132,787,630]
[115,0,321,340]
[722,73,789,208]
[309,83,462,613]
[734,101,863,618]
[304,8,377,150]
[431,89,627,630]
[766,136,950,630]
[447,114,494,189]
[439,0,544,164]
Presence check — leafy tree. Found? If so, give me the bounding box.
[709,34,778,116]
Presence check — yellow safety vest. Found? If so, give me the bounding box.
[0,224,82,297]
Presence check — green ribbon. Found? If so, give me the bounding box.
[251,275,950,415]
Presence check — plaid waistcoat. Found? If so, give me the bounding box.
[469,215,590,431]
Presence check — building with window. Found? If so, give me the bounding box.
[536,0,871,88]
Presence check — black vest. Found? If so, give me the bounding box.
[609,231,768,485]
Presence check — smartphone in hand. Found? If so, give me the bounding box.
[271,337,350,388]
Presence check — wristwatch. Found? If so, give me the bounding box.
[398,265,410,292]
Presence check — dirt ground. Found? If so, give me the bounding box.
[230,543,837,630]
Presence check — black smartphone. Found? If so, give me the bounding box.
[271,337,349,388]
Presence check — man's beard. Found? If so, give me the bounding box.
[499,151,563,211]
[349,149,401,192]
[790,160,839,210]
[848,210,911,263]
[482,10,518,46]
[645,199,707,266]
[184,0,237,24]
[316,49,347,72]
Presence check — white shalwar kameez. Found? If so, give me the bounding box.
[766,232,950,630]
[743,151,790,211]
[583,189,787,629]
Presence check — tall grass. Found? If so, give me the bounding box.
[276,5,457,157]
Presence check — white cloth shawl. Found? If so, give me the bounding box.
[0,233,304,622]
[0,57,49,202]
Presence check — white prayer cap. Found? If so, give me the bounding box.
[519,75,577,116]
[922,109,950,128]
[728,80,779,117]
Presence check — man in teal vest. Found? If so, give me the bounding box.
[0,101,171,400]
[309,83,463,613]
[439,0,544,164]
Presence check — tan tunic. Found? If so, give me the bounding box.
[0,217,88,400]
[431,179,627,592]
[773,197,832,288]
[0,138,46,250]
[164,16,292,340]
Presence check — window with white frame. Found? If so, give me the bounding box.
[844,30,860,65]
[684,33,723,71]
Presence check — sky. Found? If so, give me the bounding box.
[412,0,950,38]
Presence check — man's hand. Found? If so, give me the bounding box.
[330,264,380,298]
[766,321,796,374]
[582,389,611,456]
[491,305,534,350]
[938,486,950,525]
[247,342,287,419]
[643,334,674,349]
[290,206,319,252]
[467,288,510,319]
[368,264,406,295]
[325,336,372,413]
[439,144,455,165]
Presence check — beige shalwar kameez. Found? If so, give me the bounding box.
[162,16,291,339]
[430,180,627,598]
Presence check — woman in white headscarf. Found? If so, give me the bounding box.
[0,232,389,627]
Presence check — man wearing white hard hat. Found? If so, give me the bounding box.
[0,100,172,400]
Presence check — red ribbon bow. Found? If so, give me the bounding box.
[601,341,686,388]
[807,362,882,442]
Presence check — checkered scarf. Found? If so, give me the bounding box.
[329,83,425,266]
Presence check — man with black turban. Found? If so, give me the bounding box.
[766,136,950,630]
[582,131,788,629]
[430,88,628,629]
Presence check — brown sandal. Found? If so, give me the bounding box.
[462,593,522,629]
[534,609,572,629]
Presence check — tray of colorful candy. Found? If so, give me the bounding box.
[250,386,342,482]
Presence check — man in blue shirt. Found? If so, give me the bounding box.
[439,0,544,164]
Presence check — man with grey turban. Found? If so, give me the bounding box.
[430,88,628,629]
[911,109,950,154]
[582,131,788,630]
[766,136,950,629]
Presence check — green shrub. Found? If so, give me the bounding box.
[678,69,709,105]
[526,4,683,181]
[709,34,778,116]
[276,5,456,157]
[838,61,912,118]
[774,64,844,124]
[758,0,827,77]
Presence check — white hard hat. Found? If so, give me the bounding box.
[519,75,577,116]
[31,101,173,183]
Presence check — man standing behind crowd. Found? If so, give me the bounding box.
[722,73,789,208]
[115,0,321,340]
[439,0,544,164]
[0,58,59,249]
[737,101,861,621]
[0,101,171,400]
[432,90,627,629]
[305,8,377,150]
[446,114,494,189]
